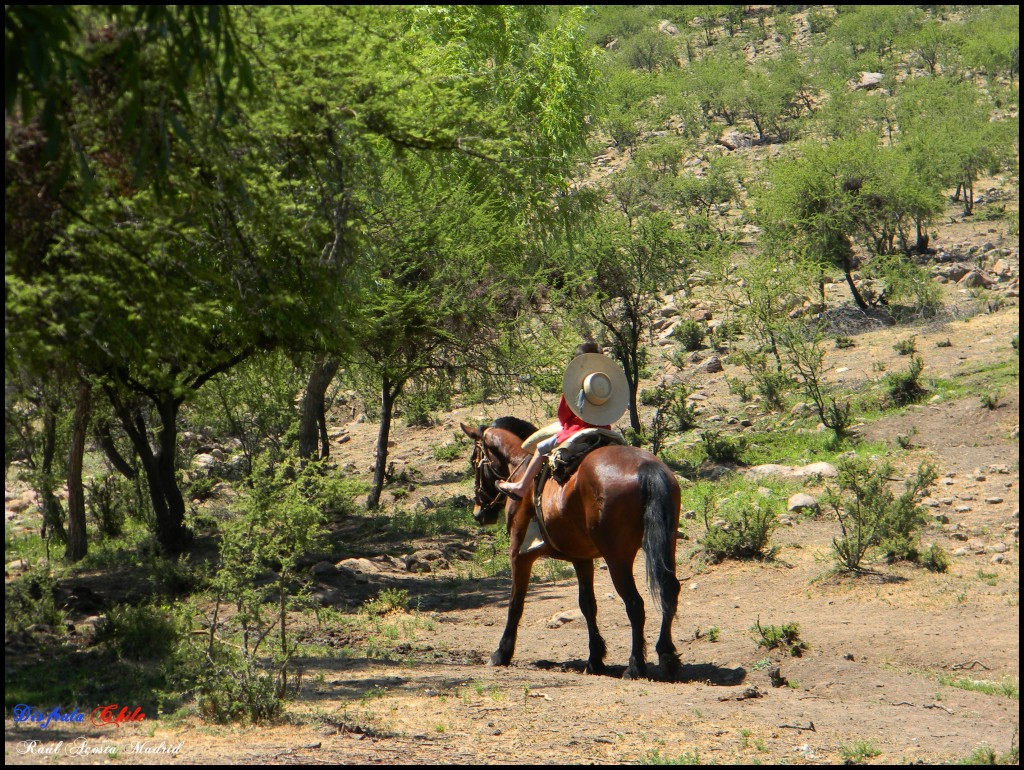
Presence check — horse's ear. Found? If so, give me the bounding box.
[460,422,482,440]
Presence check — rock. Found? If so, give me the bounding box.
[718,130,752,151]
[547,609,583,628]
[192,453,218,472]
[958,270,994,288]
[6,559,28,574]
[696,355,723,374]
[311,561,338,577]
[746,462,837,480]
[798,462,838,479]
[853,71,884,90]
[787,493,819,514]
[658,20,679,35]
[985,497,1004,504]
[338,558,379,574]
[311,588,344,606]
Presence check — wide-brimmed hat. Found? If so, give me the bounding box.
[561,353,629,426]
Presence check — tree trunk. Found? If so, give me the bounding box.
[65,380,92,562]
[844,269,870,311]
[915,220,930,253]
[297,355,340,460]
[963,178,974,216]
[107,388,192,553]
[367,378,402,509]
[39,403,66,543]
[94,419,138,479]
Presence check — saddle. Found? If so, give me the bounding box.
[532,428,626,534]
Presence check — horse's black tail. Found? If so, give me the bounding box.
[639,461,679,608]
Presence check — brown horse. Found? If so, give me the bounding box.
[461,417,682,680]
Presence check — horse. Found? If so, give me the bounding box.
[461,416,682,680]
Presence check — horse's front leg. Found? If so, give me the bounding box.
[573,559,606,674]
[490,512,544,667]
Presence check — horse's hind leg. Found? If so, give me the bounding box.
[573,559,606,674]
[606,558,647,680]
[654,570,681,681]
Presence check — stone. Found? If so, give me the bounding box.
[853,71,884,90]
[547,609,583,628]
[787,493,819,514]
[311,561,338,577]
[338,557,379,574]
[958,270,994,288]
[697,355,724,374]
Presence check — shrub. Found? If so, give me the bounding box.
[893,336,917,356]
[95,603,179,661]
[363,587,410,616]
[979,391,1000,410]
[700,430,746,464]
[85,474,128,539]
[698,486,779,562]
[673,320,707,352]
[727,376,753,403]
[884,356,927,407]
[835,336,854,349]
[751,619,808,657]
[778,323,855,439]
[919,543,951,573]
[825,458,937,572]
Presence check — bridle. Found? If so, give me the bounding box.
[471,432,529,513]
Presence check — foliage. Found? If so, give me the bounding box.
[824,458,937,572]
[751,619,808,657]
[699,431,746,464]
[558,209,698,433]
[645,381,699,456]
[777,322,854,440]
[181,454,331,718]
[884,356,928,407]
[94,603,179,661]
[673,320,707,352]
[696,483,778,562]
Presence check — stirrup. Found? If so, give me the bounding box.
[519,517,545,555]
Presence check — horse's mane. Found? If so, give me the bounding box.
[490,416,537,440]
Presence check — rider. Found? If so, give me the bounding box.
[496,342,626,502]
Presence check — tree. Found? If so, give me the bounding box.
[5,6,346,553]
[754,135,943,311]
[348,160,523,508]
[896,76,1018,216]
[557,210,698,436]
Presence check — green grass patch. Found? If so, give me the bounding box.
[741,424,887,467]
[938,675,1018,699]
[640,748,705,765]
[839,739,881,763]
[929,359,1019,402]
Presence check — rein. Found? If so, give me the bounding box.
[472,436,529,510]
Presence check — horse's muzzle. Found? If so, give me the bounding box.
[474,503,502,526]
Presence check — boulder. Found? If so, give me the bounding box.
[852,72,884,90]
[787,493,820,514]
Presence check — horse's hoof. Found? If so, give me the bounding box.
[585,661,606,675]
[489,652,511,667]
[622,662,645,680]
[659,653,681,681]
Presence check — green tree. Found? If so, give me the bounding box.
[557,210,701,435]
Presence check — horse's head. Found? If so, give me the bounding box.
[460,417,536,526]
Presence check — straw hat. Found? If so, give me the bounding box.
[561,353,629,426]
